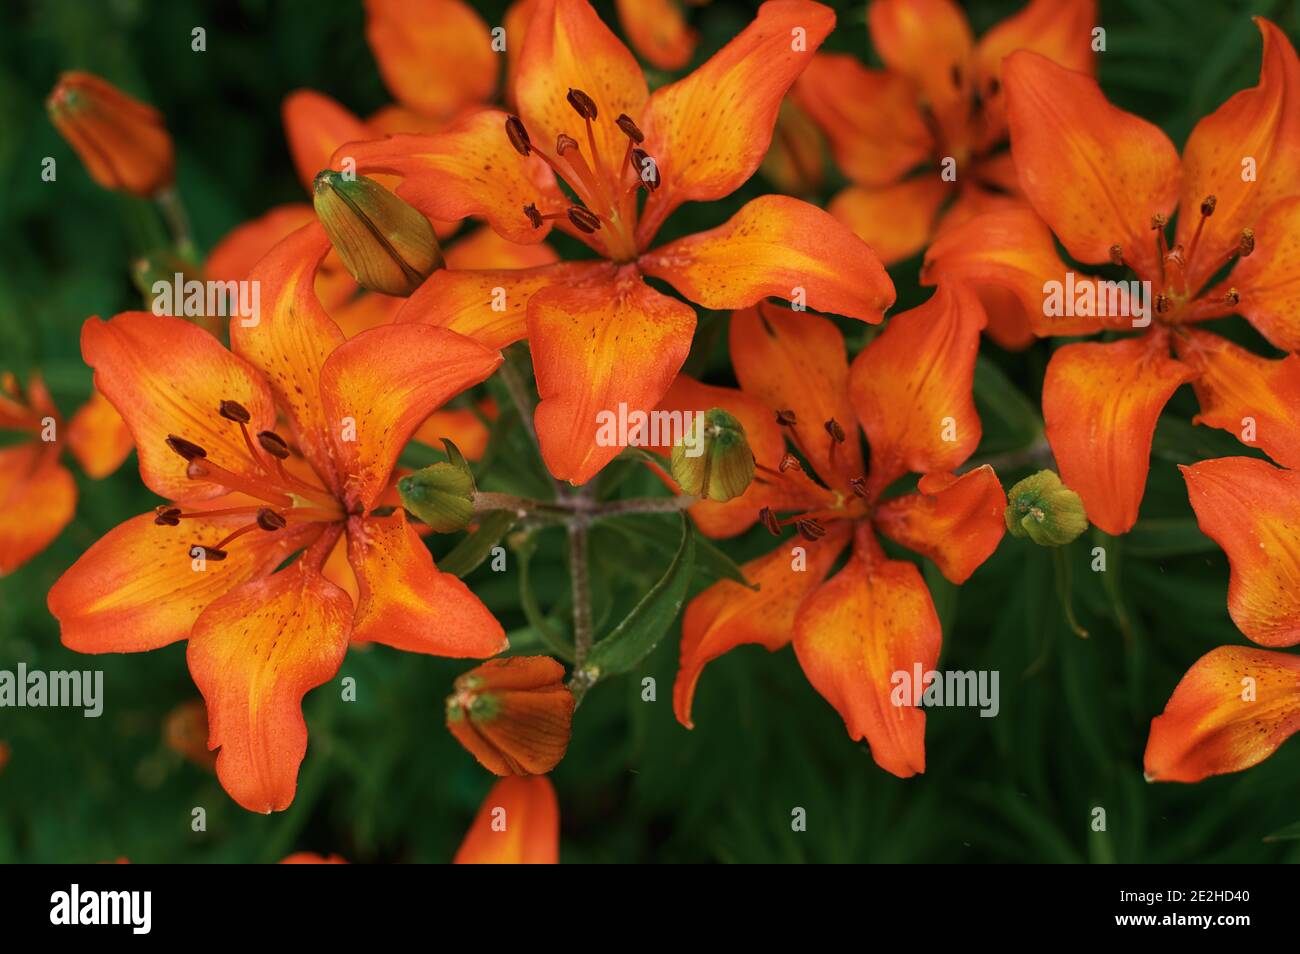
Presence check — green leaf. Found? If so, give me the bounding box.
[1125,517,1217,558]
[516,530,574,662]
[973,356,1042,452]
[602,512,752,588]
[1263,819,1300,843]
[438,511,517,578]
[582,514,696,677]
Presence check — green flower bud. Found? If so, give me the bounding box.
[670,407,754,502]
[397,439,475,532]
[312,170,443,296]
[1005,469,1088,546]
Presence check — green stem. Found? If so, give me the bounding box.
[568,516,593,668]
[156,188,197,261]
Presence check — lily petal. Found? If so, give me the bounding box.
[444,225,561,271]
[231,222,346,493]
[793,536,941,778]
[637,0,836,243]
[730,303,863,487]
[867,0,973,155]
[1004,51,1180,279]
[1174,328,1300,469]
[346,510,506,656]
[1176,19,1300,294]
[365,0,497,121]
[0,447,75,575]
[66,387,133,479]
[338,110,565,244]
[849,283,986,491]
[529,270,696,484]
[1044,335,1193,535]
[81,312,278,502]
[640,195,894,322]
[1211,195,1300,351]
[675,524,851,728]
[49,510,318,653]
[827,178,950,267]
[874,466,1006,584]
[615,0,696,70]
[972,0,1097,149]
[321,323,502,511]
[1145,645,1300,782]
[792,52,931,189]
[397,260,614,350]
[1182,456,1300,647]
[188,564,353,813]
[282,90,370,192]
[454,775,560,864]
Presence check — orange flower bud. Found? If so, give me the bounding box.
[446,656,575,776]
[46,71,174,196]
[163,699,216,771]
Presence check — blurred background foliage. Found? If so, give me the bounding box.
[3,0,1300,863]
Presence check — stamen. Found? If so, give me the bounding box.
[1200,195,1217,217]
[796,518,827,541]
[218,400,251,423]
[1154,293,1171,315]
[257,430,291,460]
[523,203,544,229]
[185,457,293,507]
[256,508,288,531]
[166,435,207,461]
[849,476,868,498]
[629,147,660,191]
[775,409,797,427]
[758,506,781,536]
[1151,213,1169,285]
[824,419,846,443]
[1238,228,1255,257]
[1109,244,1125,268]
[567,206,602,233]
[154,505,181,526]
[1184,195,1217,278]
[778,452,802,473]
[615,113,644,143]
[189,544,228,561]
[566,88,598,120]
[505,115,531,156]
[1224,287,1240,306]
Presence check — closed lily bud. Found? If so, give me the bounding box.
[670,407,754,502]
[312,170,443,296]
[445,656,575,776]
[397,438,475,532]
[46,71,174,196]
[1005,470,1089,547]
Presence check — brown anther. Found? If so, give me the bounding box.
[191,545,228,561]
[567,206,601,233]
[1150,213,1167,230]
[1238,228,1255,257]
[1154,293,1171,315]
[824,419,846,443]
[849,476,868,498]
[1224,287,1241,306]
[615,113,644,143]
[256,508,288,531]
[630,148,660,191]
[778,452,802,473]
[796,518,827,541]
[165,435,207,461]
[758,506,781,536]
[219,400,251,423]
[154,506,181,526]
[1200,194,1217,217]
[775,409,797,427]
[257,430,291,460]
[504,115,531,156]
[1108,244,1124,267]
[523,203,543,229]
[556,132,579,155]
[566,88,598,120]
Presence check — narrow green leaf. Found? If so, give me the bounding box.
[601,512,751,588]
[439,510,516,578]
[583,514,696,677]
[1125,517,1217,558]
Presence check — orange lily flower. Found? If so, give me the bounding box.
[923,18,1300,535]
[280,852,348,864]
[446,655,575,775]
[454,775,560,863]
[0,373,131,575]
[792,0,1095,318]
[48,223,507,813]
[664,287,1005,777]
[1144,355,1300,781]
[46,71,175,197]
[339,0,894,485]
